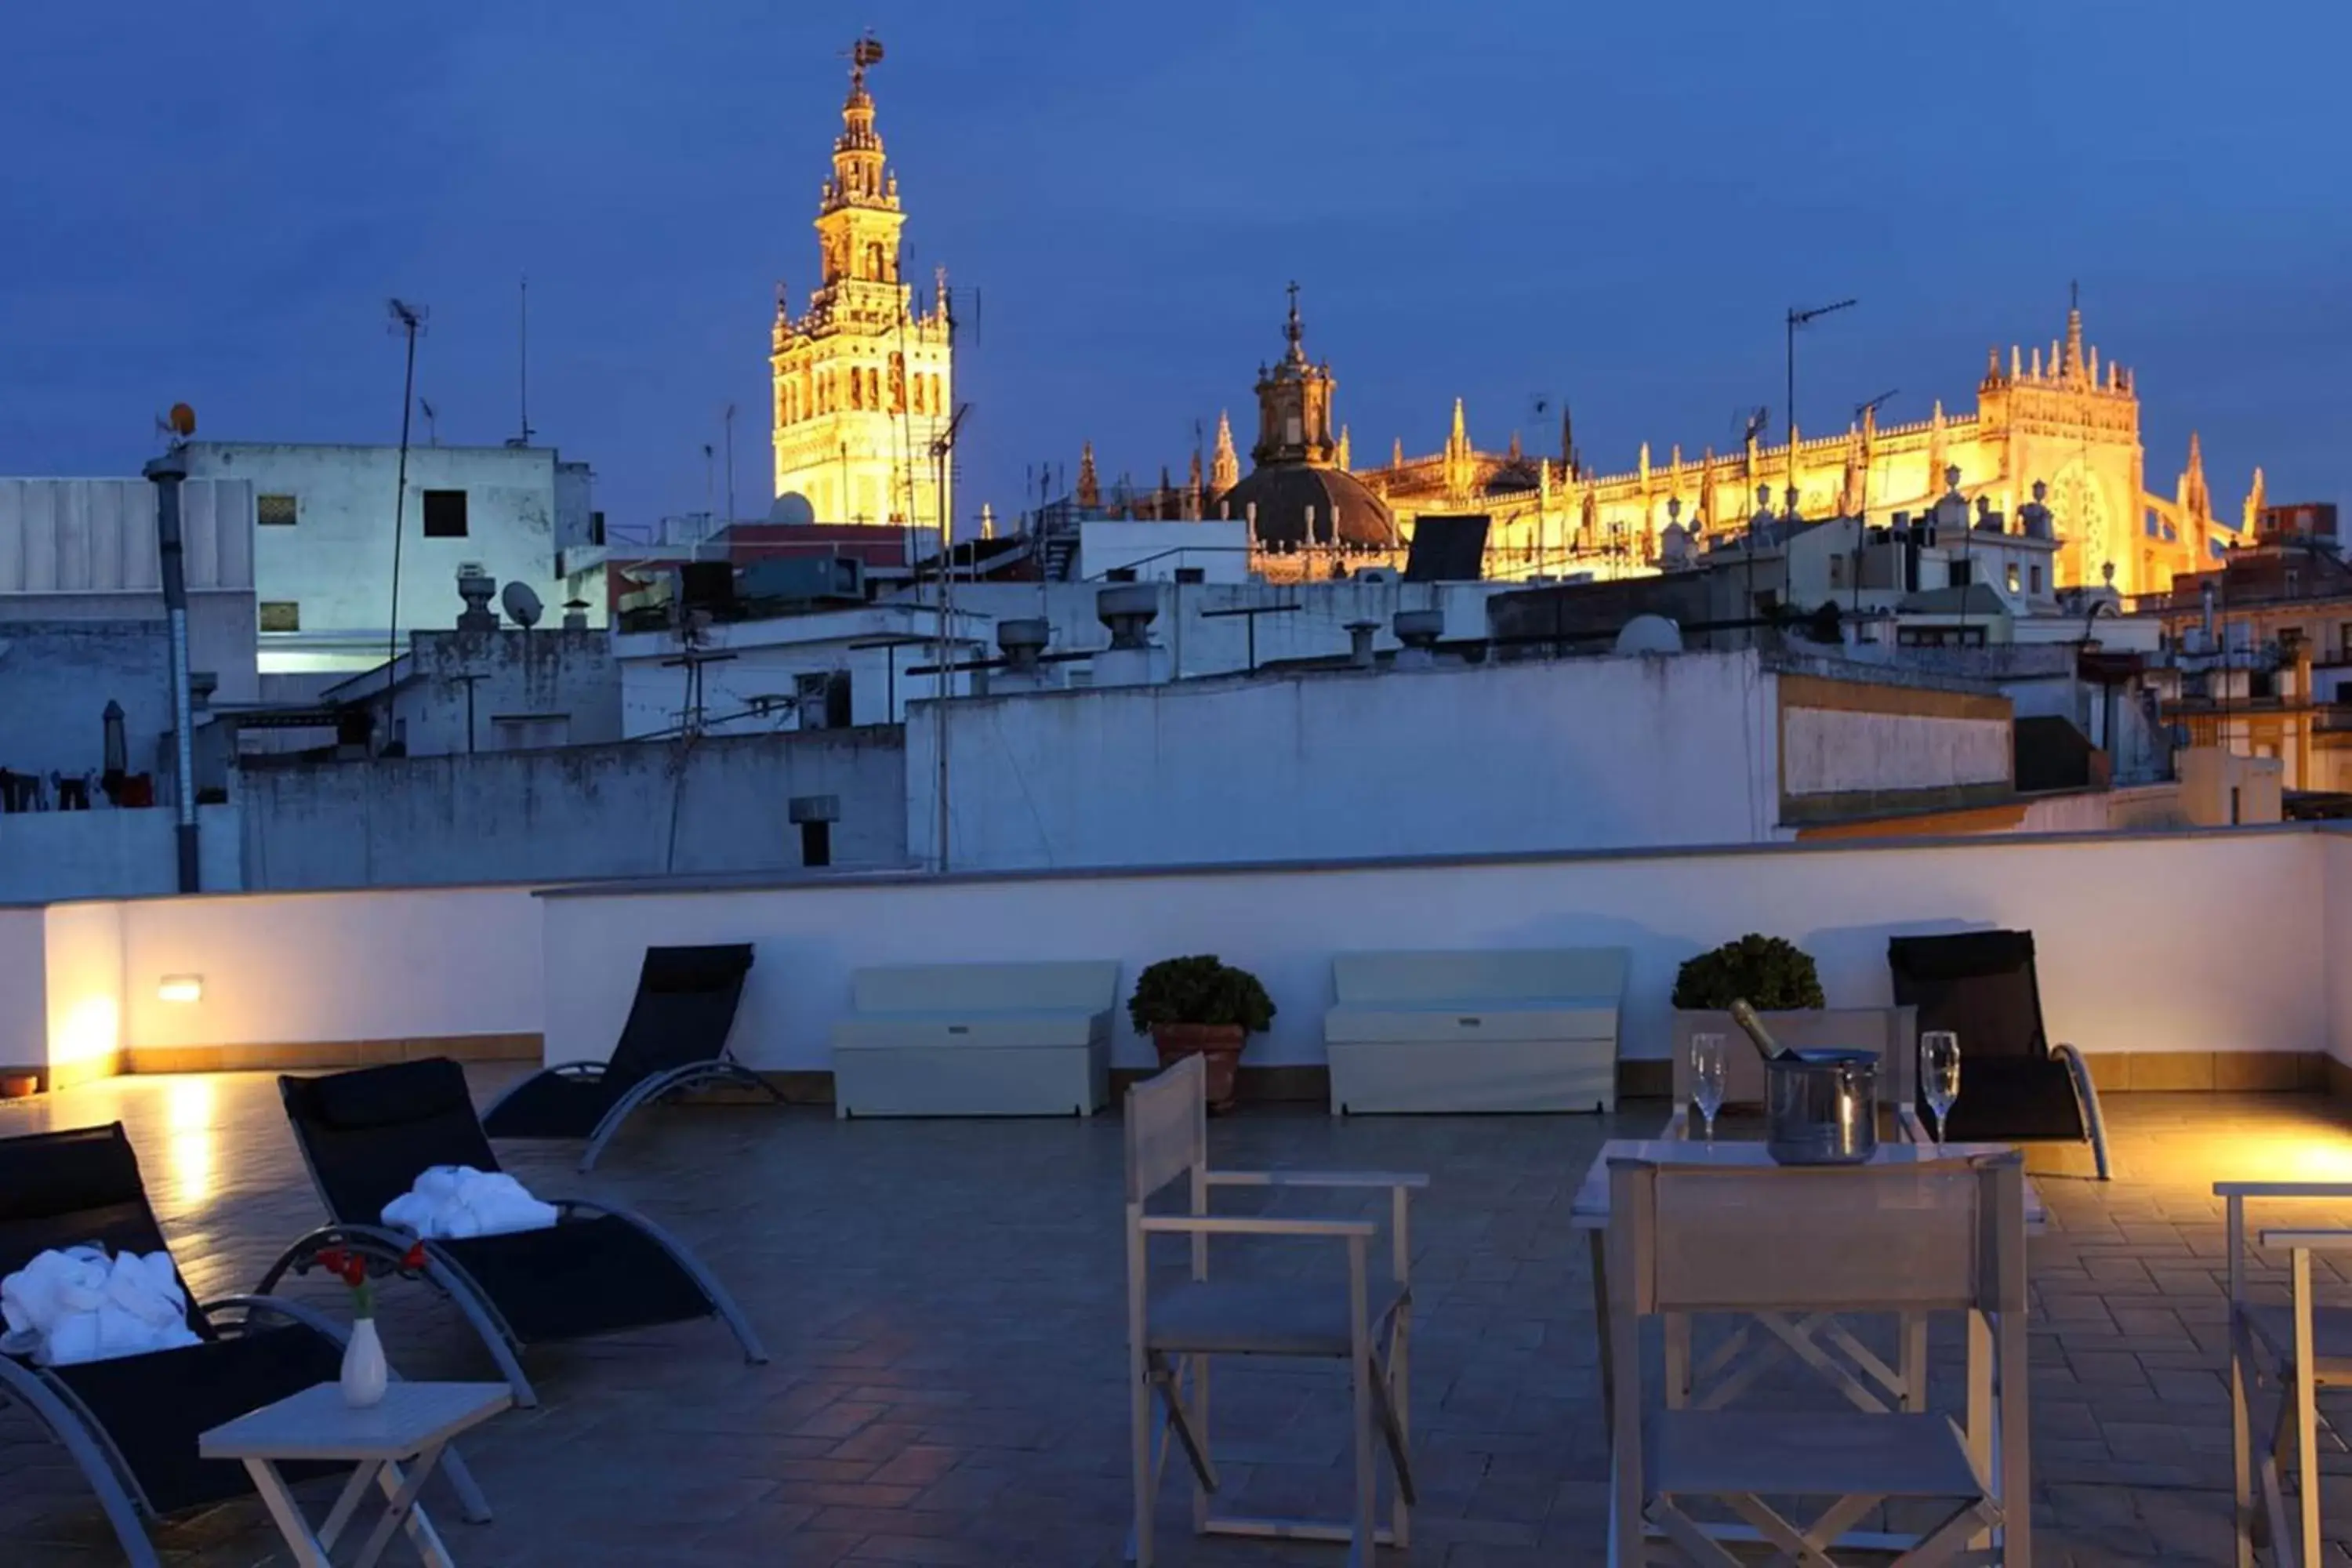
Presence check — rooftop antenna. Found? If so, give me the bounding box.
[507,274,535,448]
[722,403,738,526]
[419,397,439,447]
[384,299,428,723]
[1739,405,1769,636]
[1850,389,1898,622]
[930,400,971,873]
[1785,296,1857,440]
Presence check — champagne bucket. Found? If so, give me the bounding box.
[1765,1050,1879,1166]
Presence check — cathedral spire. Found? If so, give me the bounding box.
[1449,397,1467,454]
[2063,281,2085,382]
[1076,441,1100,508]
[1186,448,1203,519]
[1336,424,1352,471]
[1210,411,1240,494]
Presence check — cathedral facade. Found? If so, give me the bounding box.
[1081,296,2253,597]
[769,39,954,527]
[1350,302,2246,598]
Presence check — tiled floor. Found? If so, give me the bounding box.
[7,1074,2352,1565]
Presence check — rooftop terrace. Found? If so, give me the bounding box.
[7,1071,2352,1564]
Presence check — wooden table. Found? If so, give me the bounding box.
[1574,1139,2045,1425]
[200,1381,510,1567]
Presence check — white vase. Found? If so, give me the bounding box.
[340,1317,388,1408]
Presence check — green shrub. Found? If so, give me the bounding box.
[1671,934,1826,1011]
[1127,956,1277,1034]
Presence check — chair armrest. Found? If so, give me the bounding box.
[2216,1181,2352,1199]
[1206,1169,1429,1192]
[1139,1214,1377,1240]
[2259,1229,2352,1251]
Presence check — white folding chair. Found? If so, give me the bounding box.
[1607,1152,2031,1566]
[2217,1180,2352,1567]
[1123,1054,1426,1566]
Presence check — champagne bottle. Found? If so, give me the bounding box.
[1728,998,1797,1061]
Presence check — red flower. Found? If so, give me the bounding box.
[315,1247,347,1276]
[339,1254,368,1288]
[401,1243,428,1272]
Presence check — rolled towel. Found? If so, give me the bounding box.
[381,1165,557,1240]
[2,1247,199,1366]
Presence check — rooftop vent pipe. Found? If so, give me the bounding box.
[1098,584,1160,651]
[998,617,1049,676]
[1345,619,1380,669]
[1393,608,1444,669]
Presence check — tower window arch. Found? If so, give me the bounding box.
[889,352,906,413]
[850,368,866,410]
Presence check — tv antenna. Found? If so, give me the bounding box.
[1738,405,1769,445]
[506,274,535,448]
[384,299,428,718]
[419,397,438,446]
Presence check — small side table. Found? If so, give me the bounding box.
[201,1381,509,1568]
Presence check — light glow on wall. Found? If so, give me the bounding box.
[156,975,204,1004]
[52,995,120,1065]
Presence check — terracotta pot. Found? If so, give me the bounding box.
[0,1073,37,1101]
[1152,1023,1247,1112]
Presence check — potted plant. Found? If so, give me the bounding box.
[1129,955,1276,1113]
[1671,934,1826,1014]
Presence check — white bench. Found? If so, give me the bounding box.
[1324,948,1627,1115]
[830,961,1120,1118]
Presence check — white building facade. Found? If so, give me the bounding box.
[177,442,598,674]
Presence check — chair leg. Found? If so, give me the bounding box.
[0,1359,162,1568]
[2233,1334,2258,1568]
[1189,1354,1212,1536]
[1130,1341,1155,1567]
[1349,1238,1375,1566]
[1389,1308,1412,1550]
[2295,1247,2321,1568]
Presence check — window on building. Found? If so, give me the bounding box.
[1105,567,1138,583]
[421,489,469,538]
[590,510,607,546]
[794,670,852,729]
[2007,563,2021,593]
[2030,564,2043,594]
[259,601,299,632]
[1174,567,1207,584]
[256,493,298,526]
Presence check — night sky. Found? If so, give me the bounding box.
[5,1,2346,536]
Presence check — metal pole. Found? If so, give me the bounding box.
[142,447,199,892]
[385,302,424,725]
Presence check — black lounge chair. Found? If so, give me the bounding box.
[259,1058,767,1407]
[0,1123,488,1568]
[1887,928,2112,1180]
[479,942,779,1171]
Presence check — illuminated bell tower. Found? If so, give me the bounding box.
[770,37,953,526]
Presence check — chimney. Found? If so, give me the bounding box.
[1094,584,1172,687]
[1393,608,1444,669]
[1345,619,1380,669]
[456,563,498,631]
[994,618,1057,691]
[562,597,591,632]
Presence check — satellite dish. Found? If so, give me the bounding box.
[167,404,197,437]
[768,492,816,526]
[500,581,544,629]
[1614,615,1684,655]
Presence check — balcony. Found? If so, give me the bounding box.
[9,823,2352,1560]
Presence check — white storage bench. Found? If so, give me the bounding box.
[830,961,1120,1118]
[1323,948,1627,1115]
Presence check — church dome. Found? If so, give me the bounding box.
[1221,464,1396,549]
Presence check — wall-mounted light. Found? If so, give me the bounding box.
[156,975,204,1004]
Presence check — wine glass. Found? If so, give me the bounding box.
[1689,1033,1728,1146]
[1922,1030,1962,1149]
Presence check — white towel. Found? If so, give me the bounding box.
[1,1246,201,1367]
[381,1165,559,1240]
